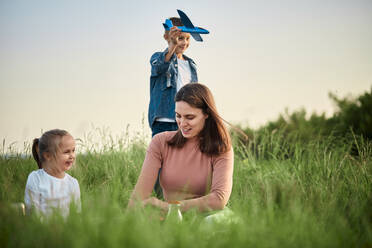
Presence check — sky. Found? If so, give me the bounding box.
[1,0,371,150]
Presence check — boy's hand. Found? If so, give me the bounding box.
[165,26,186,62]
[168,26,182,49]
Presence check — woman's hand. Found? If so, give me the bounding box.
[143,197,169,212]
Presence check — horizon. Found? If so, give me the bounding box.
[1,0,371,150]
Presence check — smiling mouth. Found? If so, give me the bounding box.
[181,128,191,134]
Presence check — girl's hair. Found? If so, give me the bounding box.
[167,83,231,156]
[32,129,70,169]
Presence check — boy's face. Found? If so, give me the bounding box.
[174,32,191,54]
[165,30,191,55]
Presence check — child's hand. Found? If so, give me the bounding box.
[165,26,187,61]
[168,27,182,48]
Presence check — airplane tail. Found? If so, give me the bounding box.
[163,19,173,30]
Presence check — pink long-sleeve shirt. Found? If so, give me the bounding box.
[133,131,234,211]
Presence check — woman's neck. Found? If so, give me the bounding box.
[185,135,199,144]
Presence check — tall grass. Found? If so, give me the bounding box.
[1,129,371,248]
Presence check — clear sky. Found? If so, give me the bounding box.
[1,0,371,149]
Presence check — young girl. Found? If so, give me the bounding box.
[24,129,81,218]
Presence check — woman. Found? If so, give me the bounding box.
[128,83,233,213]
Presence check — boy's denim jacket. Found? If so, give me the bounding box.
[148,48,198,129]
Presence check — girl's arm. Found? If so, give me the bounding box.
[73,179,81,212]
[24,174,43,214]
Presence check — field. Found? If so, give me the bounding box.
[0,129,371,248]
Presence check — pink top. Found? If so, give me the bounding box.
[133,131,234,211]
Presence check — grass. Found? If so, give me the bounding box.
[0,129,371,248]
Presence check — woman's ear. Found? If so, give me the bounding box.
[204,109,210,119]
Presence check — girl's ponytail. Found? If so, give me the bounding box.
[32,138,42,169]
[31,129,69,169]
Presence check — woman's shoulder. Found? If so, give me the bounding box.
[148,131,177,153]
[214,146,234,160]
[152,131,177,143]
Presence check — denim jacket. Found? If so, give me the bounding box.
[148,49,198,128]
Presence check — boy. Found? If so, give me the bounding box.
[148,17,199,198]
[148,17,198,137]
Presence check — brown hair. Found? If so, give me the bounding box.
[32,129,70,169]
[164,17,183,35]
[167,83,231,156]
[169,17,183,26]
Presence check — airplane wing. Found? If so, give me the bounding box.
[191,33,203,42]
[177,9,195,28]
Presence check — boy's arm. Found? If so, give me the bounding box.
[164,27,181,62]
[150,51,171,77]
[150,27,182,77]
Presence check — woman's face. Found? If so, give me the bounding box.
[175,101,208,139]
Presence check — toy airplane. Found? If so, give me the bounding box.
[163,9,209,42]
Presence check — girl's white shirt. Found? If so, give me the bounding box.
[24,169,81,218]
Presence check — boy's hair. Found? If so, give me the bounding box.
[169,17,183,26]
[164,17,183,34]
[32,129,70,169]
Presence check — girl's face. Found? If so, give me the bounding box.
[46,135,76,174]
[175,101,208,139]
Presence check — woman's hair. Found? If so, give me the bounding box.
[32,129,70,169]
[167,83,231,156]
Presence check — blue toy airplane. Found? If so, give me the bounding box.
[163,9,209,42]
